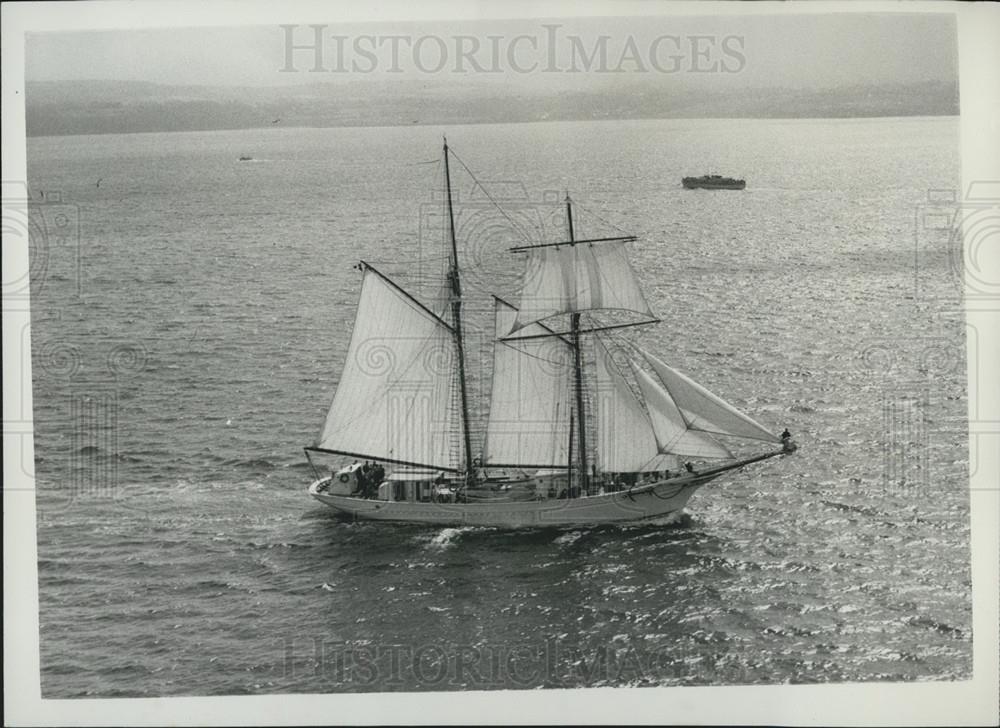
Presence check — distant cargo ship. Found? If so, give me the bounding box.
[682,175,746,190]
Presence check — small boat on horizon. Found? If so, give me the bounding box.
[682,175,746,190]
[304,141,795,528]
[238,155,253,161]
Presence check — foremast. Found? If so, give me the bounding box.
[566,195,589,494]
[500,195,660,493]
[495,192,784,490]
[443,138,476,486]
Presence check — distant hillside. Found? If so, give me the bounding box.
[25,78,959,136]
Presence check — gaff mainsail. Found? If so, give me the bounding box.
[314,265,462,471]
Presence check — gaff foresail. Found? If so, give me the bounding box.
[482,299,573,469]
[315,267,461,470]
[509,241,654,334]
[641,349,779,443]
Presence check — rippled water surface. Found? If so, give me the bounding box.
[27,118,971,696]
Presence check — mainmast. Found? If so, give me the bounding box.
[566,194,589,494]
[443,138,476,485]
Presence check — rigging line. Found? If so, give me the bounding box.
[446,147,534,244]
[364,259,439,265]
[604,324,653,367]
[498,338,572,367]
[570,199,632,237]
[603,325,643,361]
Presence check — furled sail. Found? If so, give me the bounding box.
[482,299,573,468]
[509,242,655,333]
[593,341,661,472]
[641,350,779,443]
[632,364,734,459]
[315,267,461,470]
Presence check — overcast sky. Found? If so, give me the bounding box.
[26,13,957,90]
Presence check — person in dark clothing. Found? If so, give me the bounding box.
[684,461,695,474]
[358,461,373,497]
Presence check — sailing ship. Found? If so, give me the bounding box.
[305,141,795,527]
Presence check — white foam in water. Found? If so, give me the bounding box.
[554,531,582,545]
[427,527,474,549]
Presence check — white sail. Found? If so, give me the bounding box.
[593,341,660,472]
[316,269,461,470]
[641,350,779,443]
[633,364,734,459]
[645,453,681,472]
[482,299,573,468]
[510,242,654,333]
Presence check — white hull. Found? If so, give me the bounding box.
[308,474,720,528]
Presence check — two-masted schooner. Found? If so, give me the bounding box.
[305,141,795,527]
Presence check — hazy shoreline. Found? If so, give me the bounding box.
[25,78,958,137]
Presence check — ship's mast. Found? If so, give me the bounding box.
[566,194,589,494]
[443,138,476,485]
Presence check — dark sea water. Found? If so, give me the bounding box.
[27,117,971,697]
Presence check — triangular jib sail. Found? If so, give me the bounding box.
[632,363,734,459]
[509,241,655,334]
[482,299,574,469]
[641,349,779,443]
[315,266,462,471]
